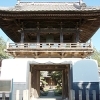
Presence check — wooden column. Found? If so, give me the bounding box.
[20,30,24,43]
[32,69,40,98]
[76,29,79,42]
[37,71,40,97]
[33,69,38,98]
[62,70,65,99]
[65,68,68,98]
[37,22,40,43]
[62,68,68,99]
[37,28,40,43]
[60,22,63,43]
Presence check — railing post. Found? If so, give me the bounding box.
[79,90,82,100]
[16,90,20,100]
[92,90,96,100]
[86,90,89,100]
[70,90,75,100]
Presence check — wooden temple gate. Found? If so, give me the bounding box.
[0,0,100,100]
[29,65,70,99]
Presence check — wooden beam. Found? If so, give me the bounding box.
[24,28,77,33]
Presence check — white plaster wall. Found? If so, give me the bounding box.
[0,58,81,83]
[1,58,98,83]
[0,59,28,82]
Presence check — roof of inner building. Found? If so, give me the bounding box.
[0,1,100,42]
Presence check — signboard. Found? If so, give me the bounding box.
[0,79,13,93]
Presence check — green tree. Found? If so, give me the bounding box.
[91,48,100,67]
[0,37,9,59]
[51,71,62,87]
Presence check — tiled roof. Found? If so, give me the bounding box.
[0,2,100,12]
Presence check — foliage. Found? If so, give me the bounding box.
[91,48,100,67]
[0,37,9,59]
[40,71,48,85]
[51,71,62,87]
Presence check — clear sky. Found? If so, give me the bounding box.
[0,0,100,50]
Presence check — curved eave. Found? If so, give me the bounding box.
[0,10,100,43]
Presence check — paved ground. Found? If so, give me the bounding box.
[37,89,62,100]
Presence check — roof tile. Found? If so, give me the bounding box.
[0,2,100,12]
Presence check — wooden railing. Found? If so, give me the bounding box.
[6,42,93,50]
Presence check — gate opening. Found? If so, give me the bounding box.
[29,64,71,100]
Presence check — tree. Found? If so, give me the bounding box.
[0,37,9,59]
[51,71,62,87]
[91,48,100,67]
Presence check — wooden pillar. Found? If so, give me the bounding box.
[65,68,68,98]
[32,69,40,98]
[33,70,38,98]
[20,30,24,43]
[37,71,40,97]
[76,29,79,42]
[62,67,69,99]
[62,70,65,99]
[60,22,63,43]
[37,28,40,43]
[37,22,40,43]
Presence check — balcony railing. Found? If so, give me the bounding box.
[7,43,93,50]
[6,42,93,58]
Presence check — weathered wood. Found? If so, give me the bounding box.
[37,27,40,43]
[76,29,80,42]
[60,28,63,43]
[20,31,24,43]
[6,42,93,58]
[24,28,77,33]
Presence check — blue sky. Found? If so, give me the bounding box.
[0,0,100,50]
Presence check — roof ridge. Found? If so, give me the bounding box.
[19,1,80,3]
[16,2,80,6]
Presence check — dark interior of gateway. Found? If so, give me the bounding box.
[29,64,70,99]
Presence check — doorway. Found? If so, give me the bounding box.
[28,64,71,99]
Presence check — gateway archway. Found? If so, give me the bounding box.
[29,64,71,99]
